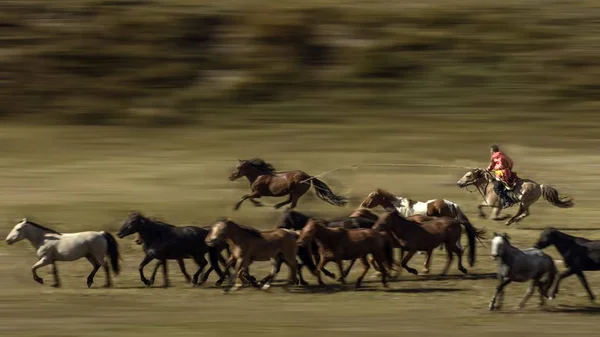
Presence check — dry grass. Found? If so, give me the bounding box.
[0,0,598,124]
[1,120,600,336]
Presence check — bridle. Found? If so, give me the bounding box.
[461,169,493,202]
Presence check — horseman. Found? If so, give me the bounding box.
[486,145,516,209]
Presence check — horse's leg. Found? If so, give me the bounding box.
[510,204,530,225]
[274,195,293,210]
[176,258,192,284]
[261,257,282,290]
[551,268,576,299]
[489,278,511,311]
[505,204,526,226]
[160,259,170,288]
[50,262,60,288]
[342,259,356,279]
[85,255,101,288]
[423,249,433,274]
[249,198,264,207]
[335,259,346,284]
[284,251,299,286]
[454,239,467,275]
[216,256,236,287]
[203,247,228,286]
[31,256,51,285]
[191,256,207,286]
[477,202,487,219]
[316,257,330,286]
[312,245,336,279]
[518,280,536,309]
[576,271,596,302]
[355,256,371,289]
[234,192,260,211]
[441,242,455,276]
[536,280,546,307]
[400,250,418,275]
[148,260,162,286]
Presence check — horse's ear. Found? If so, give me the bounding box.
[238,159,243,163]
[493,232,498,237]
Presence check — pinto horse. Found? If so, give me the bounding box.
[229,158,347,210]
[456,168,573,226]
[359,188,470,223]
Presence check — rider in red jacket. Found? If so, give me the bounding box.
[487,145,515,208]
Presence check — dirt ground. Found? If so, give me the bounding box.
[1,120,599,336]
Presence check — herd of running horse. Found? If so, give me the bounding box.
[4,158,600,311]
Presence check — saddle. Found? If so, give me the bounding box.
[497,171,520,191]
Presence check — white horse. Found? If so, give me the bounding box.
[488,233,556,311]
[395,196,470,223]
[5,218,120,288]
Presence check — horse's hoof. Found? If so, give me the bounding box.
[215,280,223,287]
[300,280,309,286]
[261,284,271,290]
[421,269,430,275]
[459,267,468,275]
[51,283,60,288]
[408,268,418,275]
[34,278,44,285]
[87,281,93,288]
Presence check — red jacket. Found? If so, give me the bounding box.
[487,151,515,185]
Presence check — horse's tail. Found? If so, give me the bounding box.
[541,185,574,208]
[460,221,487,267]
[311,177,348,207]
[102,231,121,275]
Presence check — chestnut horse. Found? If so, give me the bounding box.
[229,158,347,210]
[205,219,299,291]
[373,210,486,276]
[296,219,391,289]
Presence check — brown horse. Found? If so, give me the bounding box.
[456,168,574,226]
[229,158,347,210]
[205,219,298,291]
[296,219,390,289]
[373,210,486,276]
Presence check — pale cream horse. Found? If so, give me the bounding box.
[456,168,573,226]
[5,219,120,287]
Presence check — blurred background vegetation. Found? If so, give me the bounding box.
[1,0,598,126]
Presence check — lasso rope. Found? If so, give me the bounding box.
[300,163,473,184]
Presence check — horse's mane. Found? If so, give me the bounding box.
[222,219,263,238]
[131,212,176,228]
[26,220,62,234]
[375,188,400,203]
[245,158,276,175]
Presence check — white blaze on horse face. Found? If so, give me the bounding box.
[5,219,27,244]
[490,236,504,259]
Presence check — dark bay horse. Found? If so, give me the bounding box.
[373,210,486,275]
[534,228,600,302]
[274,209,383,280]
[229,158,347,210]
[296,219,391,289]
[117,212,231,287]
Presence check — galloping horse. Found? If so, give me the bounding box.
[359,188,471,223]
[5,218,120,288]
[456,168,574,226]
[373,210,486,275]
[206,219,299,291]
[229,158,347,210]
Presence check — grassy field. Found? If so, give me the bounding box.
[2,0,600,336]
[1,120,600,337]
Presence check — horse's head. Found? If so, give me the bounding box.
[229,159,250,181]
[296,218,324,247]
[206,219,231,246]
[117,212,145,239]
[5,218,29,245]
[456,168,489,188]
[360,189,397,209]
[534,227,557,249]
[490,232,511,260]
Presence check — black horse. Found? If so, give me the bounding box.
[275,209,380,283]
[534,227,600,302]
[117,212,231,287]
